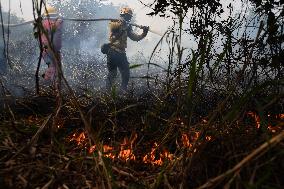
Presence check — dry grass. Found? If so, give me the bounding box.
[0,89,283,189]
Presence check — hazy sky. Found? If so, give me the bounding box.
[1,0,155,20]
[1,0,247,55]
[1,0,245,33]
[1,0,170,32]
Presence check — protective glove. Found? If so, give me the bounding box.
[143,26,149,34]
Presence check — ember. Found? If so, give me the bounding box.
[143,143,174,166]
[70,131,87,146]
[181,132,200,148]
[247,112,284,131]
[118,137,136,161]
[68,130,214,166]
[247,111,261,128]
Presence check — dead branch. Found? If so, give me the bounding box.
[28,114,52,147]
[41,176,54,189]
[197,130,284,189]
[7,105,28,135]
[9,114,52,160]
[112,166,138,181]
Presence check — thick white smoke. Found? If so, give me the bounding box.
[0,1,167,97]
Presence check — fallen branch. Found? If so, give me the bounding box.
[7,105,28,135]
[197,130,284,189]
[41,176,54,189]
[28,114,52,147]
[112,166,138,181]
[9,114,52,160]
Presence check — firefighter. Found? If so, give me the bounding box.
[41,5,63,91]
[106,7,149,92]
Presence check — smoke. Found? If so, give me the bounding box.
[0,1,167,98]
[1,0,280,112]
[0,0,250,98]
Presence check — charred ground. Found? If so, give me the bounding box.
[0,87,283,188]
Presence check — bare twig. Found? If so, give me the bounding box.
[41,176,54,189]
[35,35,43,95]
[0,0,7,61]
[238,21,264,79]
[6,0,11,67]
[197,130,284,189]
[112,166,138,181]
[9,114,52,160]
[164,174,174,189]
[29,114,52,147]
[7,105,28,135]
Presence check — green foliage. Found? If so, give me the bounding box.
[129,64,144,69]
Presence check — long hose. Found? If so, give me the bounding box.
[0,17,163,36]
[1,20,33,27]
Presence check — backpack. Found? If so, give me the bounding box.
[101,43,110,54]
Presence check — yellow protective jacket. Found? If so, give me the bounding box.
[109,20,147,53]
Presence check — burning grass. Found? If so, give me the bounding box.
[0,90,283,188]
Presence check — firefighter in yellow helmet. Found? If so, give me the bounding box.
[43,5,57,16]
[106,7,149,92]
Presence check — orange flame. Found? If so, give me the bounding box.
[202,119,208,124]
[181,132,200,148]
[118,137,136,161]
[247,112,283,132]
[278,114,284,119]
[181,134,191,147]
[70,131,87,146]
[143,142,174,166]
[68,113,283,166]
[69,130,213,166]
[102,145,115,159]
[247,111,261,128]
[89,144,116,158]
[267,126,277,133]
[206,136,212,141]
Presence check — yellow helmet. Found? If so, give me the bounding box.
[44,5,58,16]
[120,7,133,16]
